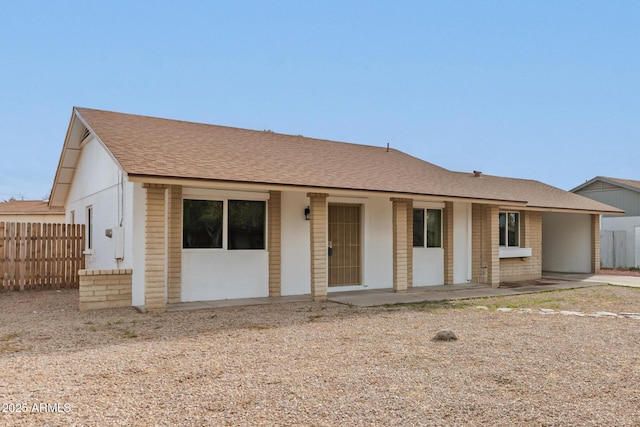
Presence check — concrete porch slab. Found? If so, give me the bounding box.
[164,273,640,311]
[167,294,312,312]
[326,280,604,307]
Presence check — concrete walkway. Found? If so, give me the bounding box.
[543,272,640,288]
[167,273,640,311]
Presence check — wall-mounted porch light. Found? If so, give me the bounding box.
[304,206,310,220]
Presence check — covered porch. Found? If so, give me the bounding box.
[135,183,603,312]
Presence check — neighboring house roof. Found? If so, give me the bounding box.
[49,107,623,215]
[571,176,640,194]
[0,200,64,215]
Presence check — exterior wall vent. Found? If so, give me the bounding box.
[81,127,91,143]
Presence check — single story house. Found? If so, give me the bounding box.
[49,107,622,311]
[571,177,639,268]
[0,200,65,224]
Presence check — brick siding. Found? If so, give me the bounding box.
[268,191,282,297]
[471,204,499,287]
[443,201,454,285]
[78,269,132,311]
[308,193,328,301]
[406,199,413,287]
[591,214,601,273]
[144,184,167,312]
[391,198,410,293]
[167,185,182,304]
[500,211,542,282]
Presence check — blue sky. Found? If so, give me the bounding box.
[1,1,638,200]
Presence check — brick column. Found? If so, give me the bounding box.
[268,190,282,297]
[443,201,454,285]
[391,198,410,293]
[144,184,167,312]
[591,214,601,273]
[167,185,182,304]
[308,193,328,301]
[486,205,500,288]
[406,199,413,287]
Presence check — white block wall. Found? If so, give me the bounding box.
[542,212,591,273]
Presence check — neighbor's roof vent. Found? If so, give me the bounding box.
[473,170,482,177]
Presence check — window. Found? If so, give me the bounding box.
[499,212,520,247]
[183,200,223,248]
[70,210,75,225]
[426,209,442,247]
[413,209,425,247]
[86,206,93,250]
[182,199,266,250]
[413,208,442,248]
[228,200,265,250]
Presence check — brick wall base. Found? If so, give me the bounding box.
[79,269,132,311]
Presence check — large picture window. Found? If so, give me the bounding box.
[413,208,442,248]
[183,200,223,248]
[228,200,266,250]
[499,212,520,247]
[182,199,266,250]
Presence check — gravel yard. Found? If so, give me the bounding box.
[1,286,640,426]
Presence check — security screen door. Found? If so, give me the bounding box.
[328,204,362,286]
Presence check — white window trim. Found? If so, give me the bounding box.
[498,211,532,258]
[499,247,532,258]
[413,208,443,249]
[84,205,94,255]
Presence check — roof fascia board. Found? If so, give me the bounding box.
[128,174,528,207]
[511,206,625,215]
[48,110,80,207]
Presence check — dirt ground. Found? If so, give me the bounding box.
[1,286,640,426]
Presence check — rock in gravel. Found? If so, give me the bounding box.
[560,311,585,317]
[432,329,458,341]
[592,311,619,318]
[620,313,640,319]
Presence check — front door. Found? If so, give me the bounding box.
[328,204,362,286]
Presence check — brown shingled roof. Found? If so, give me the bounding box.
[604,177,640,192]
[69,107,621,214]
[0,200,64,214]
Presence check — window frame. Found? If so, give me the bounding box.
[227,199,266,250]
[499,211,520,248]
[182,199,224,249]
[412,208,443,249]
[182,196,267,251]
[85,206,93,251]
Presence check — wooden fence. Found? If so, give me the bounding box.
[0,222,85,290]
